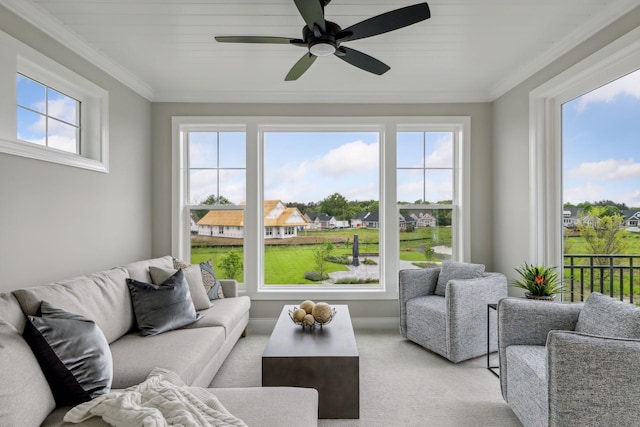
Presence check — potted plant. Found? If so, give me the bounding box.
[511,262,561,300]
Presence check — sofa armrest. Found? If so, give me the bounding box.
[220,280,238,298]
[398,268,439,337]
[547,331,640,427]
[498,298,583,401]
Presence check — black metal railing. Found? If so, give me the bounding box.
[563,254,640,303]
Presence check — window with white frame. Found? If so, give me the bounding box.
[173,117,470,300]
[17,73,81,154]
[397,130,455,266]
[0,29,108,172]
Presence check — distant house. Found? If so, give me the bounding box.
[563,208,580,228]
[190,211,200,234]
[305,212,337,230]
[399,213,416,230]
[197,200,308,239]
[351,211,379,229]
[409,211,436,227]
[623,210,640,227]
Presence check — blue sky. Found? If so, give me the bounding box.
[563,68,640,208]
[188,129,455,205]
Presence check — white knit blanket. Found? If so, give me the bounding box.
[64,368,247,427]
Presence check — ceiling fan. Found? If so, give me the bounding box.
[214,0,431,81]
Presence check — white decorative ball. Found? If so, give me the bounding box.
[300,300,315,314]
[312,302,333,323]
[303,314,315,326]
[293,308,306,323]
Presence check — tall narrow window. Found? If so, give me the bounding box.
[262,130,380,287]
[562,68,640,302]
[17,73,80,154]
[397,131,454,268]
[186,130,246,282]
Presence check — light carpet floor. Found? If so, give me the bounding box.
[209,328,522,427]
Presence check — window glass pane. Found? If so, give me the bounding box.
[425,169,453,202]
[16,74,45,113]
[47,118,77,153]
[399,207,453,267]
[218,132,245,168]
[397,169,424,203]
[189,132,217,169]
[189,169,218,205]
[397,132,424,168]
[17,107,45,145]
[263,131,380,286]
[219,169,246,203]
[425,132,453,168]
[190,208,244,282]
[47,88,79,126]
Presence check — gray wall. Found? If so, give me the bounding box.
[0,7,153,292]
[492,6,640,289]
[151,102,492,319]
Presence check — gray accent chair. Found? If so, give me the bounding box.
[399,267,508,363]
[498,294,640,427]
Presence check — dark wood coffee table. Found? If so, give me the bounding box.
[262,304,359,419]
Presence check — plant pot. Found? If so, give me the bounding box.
[525,292,555,301]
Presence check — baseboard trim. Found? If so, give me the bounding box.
[248,317,397,334]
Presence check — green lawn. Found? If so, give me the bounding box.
[191,226,452,284]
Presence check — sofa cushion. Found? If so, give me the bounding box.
[184,295,251,337]
[149,265,212,311]
[22,301,112,406]
[575,292,640,338]
[434,260,485,296]
[0,297,56,427]
[12,267,132,344]
[406,295,447,356]
[173,257,225,300]
[505,345,548,424]
[109,326,226,388]
[126,269,202,336]
[123,255,174,283]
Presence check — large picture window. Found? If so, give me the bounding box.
[173,117,469,300]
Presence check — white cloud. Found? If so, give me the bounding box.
[313,140,378,177]
[425,134,453,167]
[569,158,640,181]
[576,69,640,112]
[563,182,605,205]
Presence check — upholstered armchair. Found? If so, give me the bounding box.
[399,261,508,363]
[498,293,640,427]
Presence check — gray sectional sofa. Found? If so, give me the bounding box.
[0,255,318,427]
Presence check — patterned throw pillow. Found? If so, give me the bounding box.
[172,257,225,300]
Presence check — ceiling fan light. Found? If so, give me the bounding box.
[309,41,336,57]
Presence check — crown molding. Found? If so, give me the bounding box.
[489,0,640,100]
[0,0,155,101]
[153,89,493,104]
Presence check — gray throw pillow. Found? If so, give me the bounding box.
[575,292,640,339]
[126,269,202,336]
[22,301,113,406]
[149,265,212,311]
[434,260,485,296]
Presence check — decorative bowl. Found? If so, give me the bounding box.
[288,306,337,330]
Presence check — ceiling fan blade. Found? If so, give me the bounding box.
[285,52,318,81]
[338,3,430,42]
[334,46,390,75]
[215,36,305,46]
[294,0,326,33]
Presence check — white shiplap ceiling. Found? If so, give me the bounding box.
[3,0,638,103]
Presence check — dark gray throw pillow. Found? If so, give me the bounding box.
[126,269,202,337]
[22,301,113,406]
[434,260,485,296]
